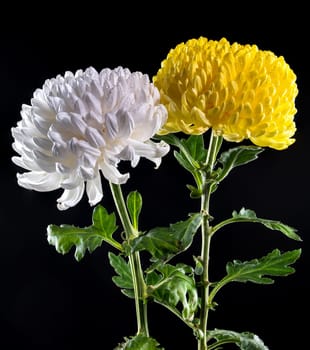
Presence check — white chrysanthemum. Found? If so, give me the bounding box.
[12,66,169,210]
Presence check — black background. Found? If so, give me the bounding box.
[1,3,309,349]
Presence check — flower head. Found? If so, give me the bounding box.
[12,67,169,210]
[153,37,298,150]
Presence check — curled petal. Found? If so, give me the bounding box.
[99,161,129,184]
[17,171,61,191]
[128,140,170,168]
[12,156,41,172]
[117,145,139,167]
[86,176,103,206]
[57,184,85,210]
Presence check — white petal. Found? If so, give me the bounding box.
[48,125,67,144]
[32,115,52,135]
[84,110,104,128]
[17,171,61,191]
[85,126,105,148]
[33,137,53,152]
[57,184,85,210]
[115,110,134,139]
[105,112,118,139]
[55,112,77,135]
[69,138,101,158]
[46,96,65,112]
[131,105,167,141]
[85,92,101,115]
[56,162,72,175]
[103,87,118,112]
[74,98,88,116]
[70,113,88,135]
[79,166,95,179]
[117,145,139,167]
[90,80,102,99]
[60,172,82,189]
[99,161,129,184]
[12,156,41,171]
[86,176,103,206]
[129,140,170,168]
[81,152,98,169]
[33,150,56,172]
[20,104,33,124]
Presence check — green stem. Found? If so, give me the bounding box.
[198,132,222,350]
[109,182,149,337]
[208,278,230,307]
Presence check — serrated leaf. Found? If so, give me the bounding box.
[208,329,268,350]
[221,249,301,285]
[92,205,118,237]
[47,205,120,261]
[231,208,302,241]
[114,334,163,350]
[131,214,201,262]
[146,263,198,322]
[126,191,142,230]
[108,252,134,298]
[217,146,264,182]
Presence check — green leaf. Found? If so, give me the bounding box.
[126,191,142,229]
[181,135,208,163]
[217,146,264,182]
[156,134,208,196]
[131,214,202,262]
[92,205,118,239]
[174,135,208,175]
[208,329,268,350]
[47,205,120,261]
[108,252,134,298]
[146,263,198,322]
[114,334,163,350]
[231,208,302,241]
[221,249,301,285]
[174,150,196,174]
[153,133,182,147]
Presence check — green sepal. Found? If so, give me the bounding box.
[126,191,142,230]
[130,213,202,262]
[217,146,264,182]
[207,329,268,350]
[114,334,163,350]
[47,205,120,261]
[146,263,198,322]
[108,252,134,298]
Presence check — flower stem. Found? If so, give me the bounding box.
[109,182,149,337]
[198,132,222,350]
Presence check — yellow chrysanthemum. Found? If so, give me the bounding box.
[153,37,298,150]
